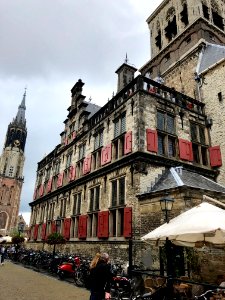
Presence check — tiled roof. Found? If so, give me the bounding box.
[199,43,225,74]
[143,167,225,194]
[86,102,101,118]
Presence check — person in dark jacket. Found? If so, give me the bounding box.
[89,252,113,300]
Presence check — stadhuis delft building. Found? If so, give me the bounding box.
[29,0,225,279]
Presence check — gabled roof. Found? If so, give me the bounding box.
[142,167,225,195]
[198,43,225,74]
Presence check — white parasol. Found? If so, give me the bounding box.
[141,202,225,247]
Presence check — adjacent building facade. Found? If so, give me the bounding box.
[29,0,225,281]
[0,91,27,236]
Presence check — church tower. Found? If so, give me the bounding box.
[0,90,27,236]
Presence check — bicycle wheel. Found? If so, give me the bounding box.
[74,271,85,287]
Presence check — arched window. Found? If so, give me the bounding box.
[0,211,8,229]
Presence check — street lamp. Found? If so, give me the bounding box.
[18,223,24,236]
[160,193,174,223]
[160,193,174,298]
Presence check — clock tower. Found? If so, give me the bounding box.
[0,90,27,235]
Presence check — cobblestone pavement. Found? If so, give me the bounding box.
[0,261,90,300]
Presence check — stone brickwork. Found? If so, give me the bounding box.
[201,63,225,185]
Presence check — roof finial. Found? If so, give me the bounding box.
[125,53,128,64]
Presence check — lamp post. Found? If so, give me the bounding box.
[160,193,174,299]
[18,223,24,237]
[160,193,174,274]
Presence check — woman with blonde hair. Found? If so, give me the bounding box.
[90,252,101,269]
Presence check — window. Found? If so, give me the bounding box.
[92,151,101,170]
[155,30,162,50]
[94,130,103,150]
[212,10,224,30]
[54,161,60,175]
[59,198,67,218]
[89,186,100,212]
[79,143,86,160]
[157,111,176,157]
[66,152,72,169]
[190,122,208,165]
[202,4,209,19]
[45,167,51,181]
[111,177,125,207]
[218,92,223,102]
[113,138,125,160]
[110,208,124,237]
[73,193,82,215]
[114,113,126,138]
[180,3,189,26]
[87,213,98,237]
[165,15,177,41]
[71,216,79,238]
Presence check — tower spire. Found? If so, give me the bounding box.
[16,88,26,124]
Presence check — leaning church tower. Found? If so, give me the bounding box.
[0,90,27,236]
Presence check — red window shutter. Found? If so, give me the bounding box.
[209,146,222,167]
[124,207,132,238]
[124,131,132,155]
[57,172,64,187]
[101,147,106,166]
[78,215,87,239]
[33,224,39,240]
[97,211,109,238]
[146,129,158,152]
[47,178,52,193]
[64,137,68,145]
[101,144,112,166]
[39,184,44,197]
[41,223,46,240]
[63,218,71,240]
[51,221,56,234]
[105,144,112,164]
[86,155,92,173]
[83,155,91,175]
[82,158,87,175]
[72,131,77,139]
[69,165,76,181]
[179,139,193,161]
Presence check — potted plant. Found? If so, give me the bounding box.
[46,232,66,256]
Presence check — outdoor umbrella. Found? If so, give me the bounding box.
[141,202,225,247]
[0,236,12,244]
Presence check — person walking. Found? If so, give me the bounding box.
[89,252,113,300]
[1,245,6,265]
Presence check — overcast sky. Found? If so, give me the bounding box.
[0,0,162,224]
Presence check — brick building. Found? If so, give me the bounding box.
[0,91,27,236]
[29,0,225,281]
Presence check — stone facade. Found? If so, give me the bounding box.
[28,0,225,283]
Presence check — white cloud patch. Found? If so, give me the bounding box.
[0,0,162,220]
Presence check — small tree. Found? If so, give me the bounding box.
[46,233,66,256]
[12,234,25,259]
